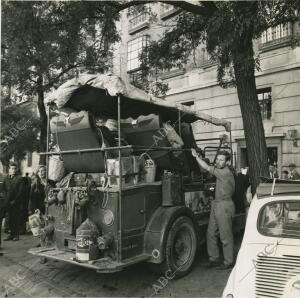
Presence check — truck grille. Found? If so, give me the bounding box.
[255,255,300,298]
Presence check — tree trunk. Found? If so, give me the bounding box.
[232,40,269,192]
[37,76,47,166]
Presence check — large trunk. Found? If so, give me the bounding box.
[232,40,269,192]
[37,76,47,166]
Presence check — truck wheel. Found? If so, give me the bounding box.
[160,216,197,278]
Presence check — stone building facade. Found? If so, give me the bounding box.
[113,3,300,175]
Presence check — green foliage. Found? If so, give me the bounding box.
[1,1,122,164]
[1,103,40,166]
[1,1,121,94]
[137,0,298,88]
[130,71,169,97]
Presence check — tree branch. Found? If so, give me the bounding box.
[106,1,151,11]
[161,1,216,16]
[107,1,217,16]
[43,63,83,90]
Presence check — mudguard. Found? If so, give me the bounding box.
[144,205,198,264]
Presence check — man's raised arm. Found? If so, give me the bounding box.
[191,148,210,172]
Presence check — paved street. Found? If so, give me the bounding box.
[0,233,243,298]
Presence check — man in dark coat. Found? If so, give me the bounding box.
[233,167,251,213]
[0,173,6,253]
[288,163,300,180]
[20,173,31,234]
[3,162,24,241]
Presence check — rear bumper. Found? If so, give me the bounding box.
[28,247,150,273]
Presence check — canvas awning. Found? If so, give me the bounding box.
[45,73,231,131]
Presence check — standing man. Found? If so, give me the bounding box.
[0,173,6,254]
[288,163,300,180]
[269,165,279,179]
[191,149,235,269]
[3,162,24,241]
[20,173,31,235]
[233,167,250,214]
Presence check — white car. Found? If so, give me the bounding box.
[223,180,300,298]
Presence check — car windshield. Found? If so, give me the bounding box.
[258,201,300,238]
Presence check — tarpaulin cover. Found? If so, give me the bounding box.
[45,73,231,131]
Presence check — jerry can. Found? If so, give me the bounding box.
[76,219,100,262]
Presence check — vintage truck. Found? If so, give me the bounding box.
[29,74,245,278]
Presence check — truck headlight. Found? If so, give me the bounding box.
[103,210,114,226]
[226,294,234,298]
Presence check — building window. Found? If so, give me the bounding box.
[199,47,217,69]
[129,12,149,33]
[127,35,149,72]
[257,88,272,120]
[128,5,150,34]
[259,22,293,51]
[261,22,292,43]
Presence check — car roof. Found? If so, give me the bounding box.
[257,180,300,198]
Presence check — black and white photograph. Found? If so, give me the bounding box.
[0,1,300,297]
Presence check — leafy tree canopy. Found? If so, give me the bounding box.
[1,102,40,167]
[111,0,299,190]
[1,1,121,94]
[1,1,121,164]
[134,0,299,87]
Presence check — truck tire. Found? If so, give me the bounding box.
[160,216,197,278]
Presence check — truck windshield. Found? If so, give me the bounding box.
[258,201,300,238]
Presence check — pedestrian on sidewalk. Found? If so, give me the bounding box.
[0,173,6,254]
[3,162,24,241]
[288,163,300,180]
[191,149,235,270]
[20,172,31,234]
[28,173,46,215]
[281,170,289,179]
[38,166,47,187]
[269,164,279,179]
[233,167,250,214]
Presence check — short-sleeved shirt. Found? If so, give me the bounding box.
[208,166,235,201]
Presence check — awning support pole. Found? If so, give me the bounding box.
[178,110,181,137]
[229,130,233,167]
[45,105,51,220]
[118,94,122,262]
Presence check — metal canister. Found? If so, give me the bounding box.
[75,219,100,262]
[162,172,182,206]
[76,228,91,262]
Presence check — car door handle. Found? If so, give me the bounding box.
[139,209,145,214]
